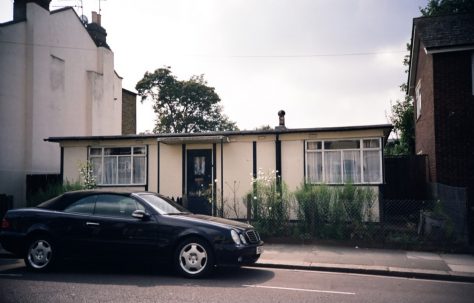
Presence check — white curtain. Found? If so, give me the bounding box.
[363,150,381,183]
[90,157,102,184]
[324,151,342,183]
[133,156,146,184]
[306,152,322,183]
[104,157,117,184]
[118,157,131,184]
[343,150,361,183]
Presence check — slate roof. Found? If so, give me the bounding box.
[413,13,474,51]
[408,13,474,95]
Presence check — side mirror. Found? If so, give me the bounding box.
[132,209,150,220]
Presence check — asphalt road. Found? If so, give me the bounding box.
[0,258,473,303]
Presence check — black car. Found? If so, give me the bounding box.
[0,191,263,278]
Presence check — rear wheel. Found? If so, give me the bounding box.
[24,236,56,272]
[175,237,214,278]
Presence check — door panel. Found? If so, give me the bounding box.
[186,149,212,215]
[89,194,159,257]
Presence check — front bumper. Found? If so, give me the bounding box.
[214,241,264,266]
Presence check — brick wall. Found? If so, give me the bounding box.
[433,51,474,188]
[121,89,137,135]
[414,42,436,181]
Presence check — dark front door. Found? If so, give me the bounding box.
[186,149,212,215]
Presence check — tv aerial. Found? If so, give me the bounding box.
[80,14,88,24]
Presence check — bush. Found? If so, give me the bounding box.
[28,181,83,207]
[294,183,377,240]
[248,169,292,237]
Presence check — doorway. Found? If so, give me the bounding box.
[186,149,213,215]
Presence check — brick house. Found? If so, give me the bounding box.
[407,13,474,240]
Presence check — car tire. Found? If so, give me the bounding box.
[175,237,214,278]
[24,236,57,272]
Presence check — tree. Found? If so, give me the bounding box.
[136,67,238,133]
[420,0,474,16]
[386,44,414,155]
[386,0,474,155]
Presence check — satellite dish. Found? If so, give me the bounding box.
[80,15,88,24]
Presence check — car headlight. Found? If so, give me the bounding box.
[239,233,247,245]
[231,230,241,245]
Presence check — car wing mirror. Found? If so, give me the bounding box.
[132,209,150,220]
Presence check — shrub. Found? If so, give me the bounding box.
[294,183,377,240]
[248,169,292,237]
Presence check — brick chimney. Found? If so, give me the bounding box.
[14,0,51,21]
[86,11,109,49]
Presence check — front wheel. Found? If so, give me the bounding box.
[175,237,214,278]
[24,236,56,272]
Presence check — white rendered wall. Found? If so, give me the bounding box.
[0,3,122,207]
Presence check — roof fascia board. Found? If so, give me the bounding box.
[426,45,474,54]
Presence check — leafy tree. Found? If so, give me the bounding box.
[386,43,414,155]
[136,67,238,133]
[420,0,474,16]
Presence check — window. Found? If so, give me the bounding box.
[94,194,143,218]
[89,146,147,186]
[415,80,422,119]
[305,138,382,184]
[64,196,97,214]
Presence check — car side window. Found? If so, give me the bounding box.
[63,195,97,214]
[94,194,140,218]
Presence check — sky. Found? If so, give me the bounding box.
[0,0,428,133]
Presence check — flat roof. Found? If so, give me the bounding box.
[45,124,392,143]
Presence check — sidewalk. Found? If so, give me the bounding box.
[251,243,474,282]
[2,242,474,282]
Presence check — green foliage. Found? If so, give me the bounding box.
[27,181,83,207]
[420,0,474,16]
[79,161,97,189]
[248,169,292,237]
[294,184,377,240]
[135,67,238,133]
[386,96,415,155]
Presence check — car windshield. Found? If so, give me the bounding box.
[138,193,190,215]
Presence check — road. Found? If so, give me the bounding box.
[0,258,473,303]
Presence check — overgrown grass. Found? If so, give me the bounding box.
[27,182,83,207]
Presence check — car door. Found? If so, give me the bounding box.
[60,194,99,256]
[88,194,159,258]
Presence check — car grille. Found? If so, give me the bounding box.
[246,230,260,244]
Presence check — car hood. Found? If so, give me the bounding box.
[169,213,254,230]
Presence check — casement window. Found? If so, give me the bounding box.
[305,138,382,184]
[89,147,147,186]
[415,80,422,119]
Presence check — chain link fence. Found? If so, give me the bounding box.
[238,183,468,250]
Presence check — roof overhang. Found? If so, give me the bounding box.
[157,135,230,145]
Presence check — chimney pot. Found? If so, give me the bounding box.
[13,0,51,21]
[276,110,287,130]
[91,11,102,25]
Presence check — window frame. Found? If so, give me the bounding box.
[305,138,383,185]
[415,79,422,119]
[89,146,147,186]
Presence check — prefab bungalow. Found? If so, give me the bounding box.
[46,122,392,220]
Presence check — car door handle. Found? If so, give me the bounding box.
[86,222,100,226]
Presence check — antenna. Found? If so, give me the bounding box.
[98,0,107,14]
[80,14,88,24]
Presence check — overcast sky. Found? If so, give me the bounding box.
[0,0,428,133]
